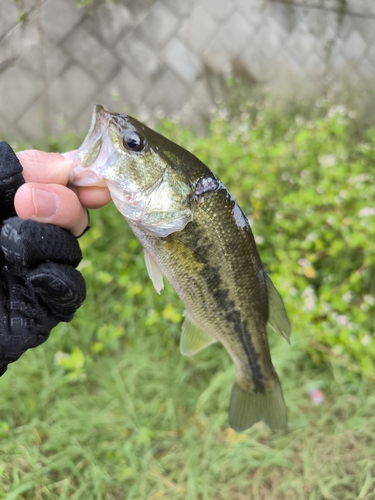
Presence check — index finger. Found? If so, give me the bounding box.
[16,150,72,185]
[16,149,112,210]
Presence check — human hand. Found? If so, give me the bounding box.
[15,149,111,237]
[0,143,102,375]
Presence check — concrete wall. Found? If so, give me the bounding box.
[1,0,375,141]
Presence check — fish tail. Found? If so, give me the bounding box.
[228,378,287,432]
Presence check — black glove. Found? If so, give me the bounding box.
[0,142,86,376]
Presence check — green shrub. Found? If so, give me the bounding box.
[12,98,375,379]
[160,100,375,377]
[2,96,375,499]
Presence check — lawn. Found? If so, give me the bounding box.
[0,96,374,499]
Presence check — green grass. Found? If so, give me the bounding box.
[1,96,375,499]
[1,309,375,499]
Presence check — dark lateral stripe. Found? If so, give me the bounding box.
[225,310,265,393]
[190,225,265,393]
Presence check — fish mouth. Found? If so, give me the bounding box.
[70,105,114,187]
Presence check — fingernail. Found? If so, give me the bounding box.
[31,188,60,218]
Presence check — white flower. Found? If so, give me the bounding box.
[318,154,336,167]
[359,208,375,217]
[361,335,371,346]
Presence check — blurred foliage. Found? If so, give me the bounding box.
[5,92,374,388]
[158,99,375,378]
[2,95,375,499]
[44,95,375,381]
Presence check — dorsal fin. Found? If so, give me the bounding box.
[180,310,216,356]
[265,272,291,344]
[144,249,164,294]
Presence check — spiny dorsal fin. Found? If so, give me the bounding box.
[180,310,216,356]
[144,249,164,294]
[265,272,291,344]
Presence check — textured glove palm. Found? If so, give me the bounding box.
[0,142,86,375]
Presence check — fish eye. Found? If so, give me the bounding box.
[123,131,144,152]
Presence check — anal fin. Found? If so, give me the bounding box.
[180,310,216,356]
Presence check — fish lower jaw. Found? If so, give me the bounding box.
[107,181,145,219]
[70,166,106,187]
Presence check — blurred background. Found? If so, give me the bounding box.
[1,0,375,139]
[1,1,375,499]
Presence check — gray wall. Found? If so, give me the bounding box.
[1,0,375,141]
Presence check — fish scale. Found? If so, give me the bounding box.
[71,105,291,432]
[160,188,271,388]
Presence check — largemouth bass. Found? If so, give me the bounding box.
[71,105,291,432]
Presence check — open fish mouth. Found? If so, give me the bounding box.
[69,105,114,187]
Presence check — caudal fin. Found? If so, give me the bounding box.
[228,379,287,432]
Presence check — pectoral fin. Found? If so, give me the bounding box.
[144,249,164,294]
[180,311,216,356]
[265,273,291,344]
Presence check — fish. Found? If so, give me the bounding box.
[71,105,291,432]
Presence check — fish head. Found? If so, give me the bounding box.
[71,105,194,237]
